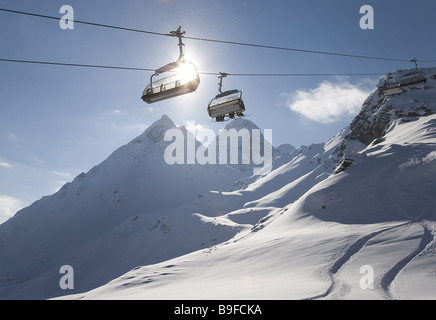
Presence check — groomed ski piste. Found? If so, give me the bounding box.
[0,67,435,300]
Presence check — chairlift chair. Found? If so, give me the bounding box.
[142,60,200,103]
[141,27,200,104]
[398,72,426,87]
[397,58,427,88]
[207,73,245,122]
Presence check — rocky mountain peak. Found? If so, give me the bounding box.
[339,67,436,156]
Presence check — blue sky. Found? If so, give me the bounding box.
[1,0,436,222]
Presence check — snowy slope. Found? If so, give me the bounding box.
[0,115,271,299]
[60,67,436,300]
[1,112,319,299]
[63,111,436,300]
[1,67,436,300]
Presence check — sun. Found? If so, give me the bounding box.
[176,62,199,82]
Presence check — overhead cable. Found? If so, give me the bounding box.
[0,58,155,72]
[1,8,435,63]
[0,8,167,37]
[0,58,386,77]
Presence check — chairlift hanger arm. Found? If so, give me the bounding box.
[168,26,186,61]
[218,72,229,93]
[411,58,419,70]
[153,27,187,77]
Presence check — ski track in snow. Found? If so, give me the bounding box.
[306,221,434,300]
[382,223,434,299]
[305,224,401,300]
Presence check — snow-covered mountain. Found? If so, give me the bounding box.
[1,67,436,300]
[0,114,296,299]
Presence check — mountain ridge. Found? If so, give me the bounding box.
[0,113,287,299]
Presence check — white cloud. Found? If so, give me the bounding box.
[52,170,72,178]
[0,156,12,168]
[0,195,23,224]
[0,162,12,168]
[123,123,149,132]
[148,107,159,113]
[285,81,372,124]
[6,132,19,142]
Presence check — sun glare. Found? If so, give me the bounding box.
[177,63,198,82]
